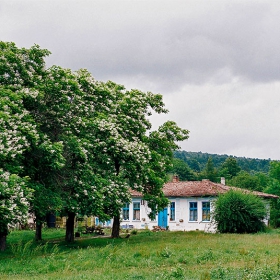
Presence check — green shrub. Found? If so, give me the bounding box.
[131,229,138,235]
[269,198,280,228]
[212,190,267,233]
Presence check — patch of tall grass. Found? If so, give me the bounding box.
[1,229,280,279]
[10,240,59,260]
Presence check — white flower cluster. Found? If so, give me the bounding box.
[0,170,32,231]
[0,45,46,89]
[101,179,131,208]
[95,117,151,164]
[21,87,39,99]
[0,97,39,159]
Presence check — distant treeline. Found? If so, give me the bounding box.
[172,150,280,228]
[173,151,272,174]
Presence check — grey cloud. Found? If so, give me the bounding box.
[148,81,280,160]
[2,0,280,159]
[2,1,279,91]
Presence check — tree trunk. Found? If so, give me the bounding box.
[0,234,7,251]
[111,215,120,238]
[65,212,75,242]
[35,221,42,241]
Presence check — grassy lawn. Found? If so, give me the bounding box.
[1,228,280,279]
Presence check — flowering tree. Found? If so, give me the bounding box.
[0,42,65,242]
[0,170,32,251]
[1,42,189,243]
[35,67,189,240]
[0,86,38,249]
[1,42,118,242]
[34,67,114,242]
[83,81,189,237]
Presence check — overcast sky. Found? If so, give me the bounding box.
[1,0,280,160]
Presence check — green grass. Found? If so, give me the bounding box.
[1,228,280,279]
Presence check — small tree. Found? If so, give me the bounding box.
[219,157,241,179]
[201,157,217,182]
[212,190,267,233]
[269,161,280,182]
[171,158,197,181]
[228,171,263,192]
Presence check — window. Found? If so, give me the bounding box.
[189,202,197,221]
[133,202,140,220]
[170,202,175,221]
[202,201,210,221]
[122,203,130,220]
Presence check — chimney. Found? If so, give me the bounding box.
[221,177,225,185]
[172,175,179,183]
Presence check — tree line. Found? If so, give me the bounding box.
[173,151,272,174]
[171,151,280,227]
[0,42,189,251]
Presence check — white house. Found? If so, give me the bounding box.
[119,178,278,232]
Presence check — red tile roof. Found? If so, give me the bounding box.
[130,180,278,199]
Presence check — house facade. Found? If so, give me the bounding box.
[119,178,278,232]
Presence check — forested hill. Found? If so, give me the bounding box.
[173,151,272,174]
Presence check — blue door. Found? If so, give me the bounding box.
[158,208,168,228]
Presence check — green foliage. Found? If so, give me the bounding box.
[1,41,189,243]
[0,41,51,89]
[220,157,241,179]
[173,151,272,174]
[201,157,218,182]
[269,198,280,228]
[0,170,33,236]
[265,162,280,227]
[170,158,197,181]
[0,88,40,174]
[173,152,275,197]
[269,161,280,181]
[0,42,63,243]
[254,172,270,189]
[228,171,265,192]
[212,190,267,233]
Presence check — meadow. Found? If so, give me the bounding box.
[1,228,280,279]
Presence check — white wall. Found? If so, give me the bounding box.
[119,197,216,232]
[119,197,271,232]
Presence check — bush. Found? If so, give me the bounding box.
[212,190,267,233]
[131,229,138,235]
[269,198,280,228]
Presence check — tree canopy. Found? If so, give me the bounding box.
[0,41,189,247]
[212,190,267,233]
[173,151,272,174]
[170,158,197,181]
